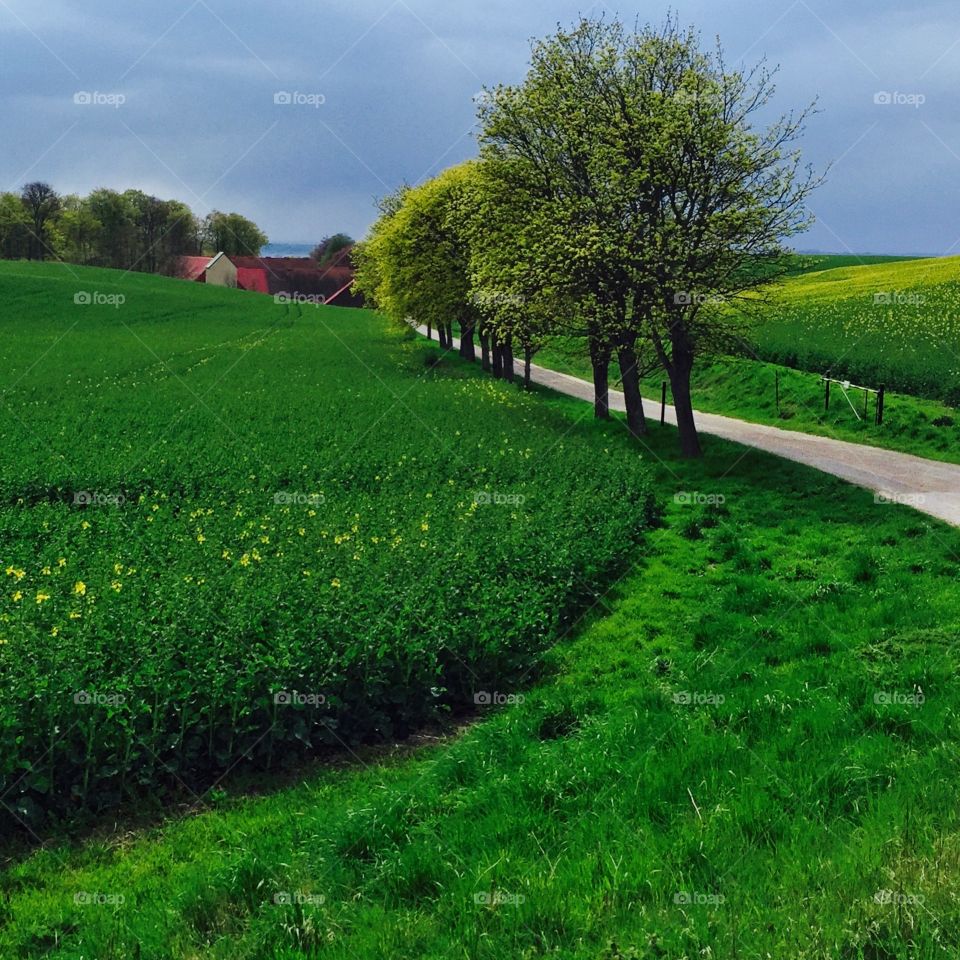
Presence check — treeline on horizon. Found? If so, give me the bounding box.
[0,181,269,275]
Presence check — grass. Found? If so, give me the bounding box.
[2,333,960,958]
[534,339,960,465]
[0,261,653,830]
[528,253,960,464]
[750,255,960,402]
[784,252,921,275]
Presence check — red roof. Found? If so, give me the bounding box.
[177,255,212,282]
[237,267,269,294]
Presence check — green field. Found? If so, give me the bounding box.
[751,255,960,401]
[784,252,921,275]
[3,337,960,957]
[0,267,960,960]
[0,261,653,831]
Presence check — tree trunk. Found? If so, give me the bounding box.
[426,323,432,341]
[480,332,491,372]
[492,342,503,378]
[669,348,702,458]
[459,320,476,362]
[617,342,647,437]
[523,346,533,389]
[446,323,455,350]
[437,324,447,349]
[590,343,611,420]
[502,339,515,383]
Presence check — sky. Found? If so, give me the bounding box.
[0,0,957,254]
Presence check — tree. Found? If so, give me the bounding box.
[58,196,102,265]
[0,193,31,260]
[86,189,138,269]
[203,211,267,257]
[311,233,354,267]
[353,166,483,360]
[20,182,61,260]
[478,17,818,454]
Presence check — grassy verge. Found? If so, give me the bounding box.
[532,338,960,464]
[3,365,959,959]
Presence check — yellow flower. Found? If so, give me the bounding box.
[110,580,122,592]
[421,522,429,532]
[197,533,206,544]
[81,520,90,530]
[73,581,86,596]
[330,578,341,589]
[0,638,7,645]
[222,549,232,560]
[35,592,50,604]
[69,611,81,620]
[41,566,51,576]
[298,528,305,537]
[12,591,22,602]
[240,554,251,567]
[50,626,59,637]
[57,558,66,568]
[114,563,123,575]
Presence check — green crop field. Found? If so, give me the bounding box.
[749,255,960,401]
[0,261,654,833]
[1,281,959,957]
[784,252,921,275]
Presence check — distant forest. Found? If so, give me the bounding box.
[0,181,268,275]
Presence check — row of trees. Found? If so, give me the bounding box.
[0,183,268,274]
[354,17,820,457]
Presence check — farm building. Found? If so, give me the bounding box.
[176,252,238,288]
[177,248,362,306]
[231,251,362,306]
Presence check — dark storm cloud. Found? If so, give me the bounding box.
[1,0,958,252]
